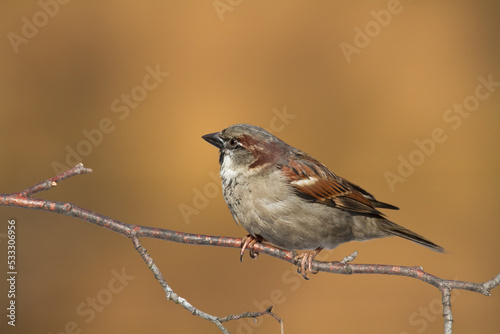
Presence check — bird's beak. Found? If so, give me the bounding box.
[202,132,224,149]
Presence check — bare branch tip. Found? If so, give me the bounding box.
[341,250,358,264]
[74,163,93,174]
[482,273,500,295]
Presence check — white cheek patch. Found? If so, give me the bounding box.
[220,149,271,178]
[221,152,243,179]
[291,177,319,187]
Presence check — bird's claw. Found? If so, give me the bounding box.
[293,247,322,279]
[240,235,261,262]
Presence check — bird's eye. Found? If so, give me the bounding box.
[228,138,239,147]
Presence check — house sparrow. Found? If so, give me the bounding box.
[202,124,444,278]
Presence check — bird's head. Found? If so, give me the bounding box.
[202,124,289,172]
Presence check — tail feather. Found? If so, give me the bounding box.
[379,220,445,253]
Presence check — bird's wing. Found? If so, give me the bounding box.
[280,154,397,216]
[347,180,399,210]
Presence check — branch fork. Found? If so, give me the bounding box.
[1,163,498,334]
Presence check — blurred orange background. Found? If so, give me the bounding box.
[1,1,499,333]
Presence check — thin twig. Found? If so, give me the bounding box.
[131,233,229,333]
[1,164,499,334]
[2,164,281,334]
[442,287,453,334]
[131,232,283,333]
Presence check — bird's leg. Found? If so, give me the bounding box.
[293,247,323,279]
[240,235,263,262]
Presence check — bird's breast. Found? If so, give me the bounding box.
[220,166,355,250]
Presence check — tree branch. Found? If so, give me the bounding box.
[1,164,498,333]
[130,233,283,334]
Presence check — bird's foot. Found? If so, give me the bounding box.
[293,247,323,280]
[240,235,263,262]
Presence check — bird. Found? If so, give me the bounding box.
[202,124,444,278]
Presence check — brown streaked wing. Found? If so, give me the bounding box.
[280,155,383,216]
[347,179,399,210]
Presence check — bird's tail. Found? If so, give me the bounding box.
[378,220,445,253]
